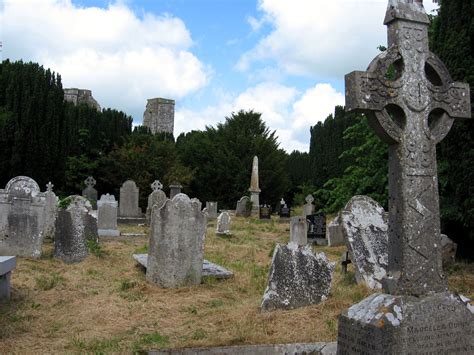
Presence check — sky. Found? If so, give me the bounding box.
[0,0,439,152]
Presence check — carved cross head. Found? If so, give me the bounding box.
[84,176,96,188]
[46,181,54,192]
[305,194,314,204]
[151,180,163,192]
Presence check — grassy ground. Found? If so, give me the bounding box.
[0,217,472,352]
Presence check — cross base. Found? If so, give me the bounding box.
[337,292,474,354]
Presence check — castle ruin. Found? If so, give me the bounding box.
[142,98,175,135]
[64,88,101,111]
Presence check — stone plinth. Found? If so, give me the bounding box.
[0,256,16,301]
[337,293,473,354]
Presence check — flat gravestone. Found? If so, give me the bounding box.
[337,1,473,353]
[119,180,142,218]
[97,194,119,237]
[133,254,233,280]
[0,176,47,258]
[0,256,16,301]
[54,196,94,263]
[205,201,218,219]
[216,212,231,236]
[81,176,98,209]
[261,243,335,312]
[146,194,207,288]
[341,196,388,290]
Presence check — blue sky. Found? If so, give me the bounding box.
[1,0,438,152]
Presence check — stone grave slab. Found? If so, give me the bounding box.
[0,256,16,301]
[133,253,233,280]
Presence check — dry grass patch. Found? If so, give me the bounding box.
[0,218,472,352]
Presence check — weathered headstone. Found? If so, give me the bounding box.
[205,201,218,219]
[0,176,47,258]
[259,204,271,220]
[290,216,307,246]
[440,233,457,268]
[261,243,335,312]
[97,194,119,237]
[235,196,251,217]
[216,212,231,236]
[146,193,207,288]
[119,180,142,218]
[54,196,95,263]
[326,213,345,247]
[340,196,388,290]
[82,176,98,209]
[0,256,16,301]
[303,194,315,217]
[169,183,182,199]
[248,156,261,216]
[43,182,58,239]
[337,1,473,353]
[146,180,167,223]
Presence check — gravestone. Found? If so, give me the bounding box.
[97,194,119,237]
[337,1,473,353]
[326,213,345,247]
[259,204,271,220]
[146,180,167,223]
[54,196,94,263]
[261,243,335,312]
[169,183,182,199]
[248,156,261,216]
[43,182,58,239]
[206,201,218,219]
[235,196,251,217]
[81,176,98,209]
[340,196,388,290]
[279,204,290,223]
[146,194,207,288]
[119,180,142,218]
[307,213,327,245]
[440,234,457,268]
[0,176,47,258]
[290,216,307,246]
[0,256,16,301]
[216,212,231,236]
[303,194,315,217]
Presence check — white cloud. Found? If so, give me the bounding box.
[238,0,439,78]
[1,0,209,120]
[176,81,344,152]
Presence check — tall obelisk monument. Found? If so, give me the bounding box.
[248,156,261,217]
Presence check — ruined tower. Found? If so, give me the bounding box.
[64,88,101,111]
[142,98,175,135]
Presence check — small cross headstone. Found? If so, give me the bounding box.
[337,1,473,353]
[82,176,98,209]
[303,194,315,217]
[46,181,54,192]
[151,180,163,192]
[146,180,166,223]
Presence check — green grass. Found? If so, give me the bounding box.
[132,332,169,351]
[35,273,64,291]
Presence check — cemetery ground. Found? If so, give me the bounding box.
[0,217,472,353]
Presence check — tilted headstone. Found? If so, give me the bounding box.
[235,196,251,217]
[303,194,315,217]
[337,1,473,353]
[97,194,119,237]
[119,180,142,218]
[290,216,307,246]
[205,201,218,219]
[216,212,231,236]
[169,183,182,199]
[43,182,58,239]
[0,176,47,258]
[54,196,95,263]
[146,193,207,288]
[326,213,345,247]
[146,180,167,223]
[82,176,98,209]
[341,196,388,290]
[261,243,335,312]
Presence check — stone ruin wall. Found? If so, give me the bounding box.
[64,88,101,111]
[142,98,175,135]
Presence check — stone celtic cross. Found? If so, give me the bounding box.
[84,176,96,188]
[345,0,470,296]
[46,181,54,192]
[151,180,163,192]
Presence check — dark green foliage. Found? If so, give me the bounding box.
[176,110,289,208]
[430,0,474,256]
